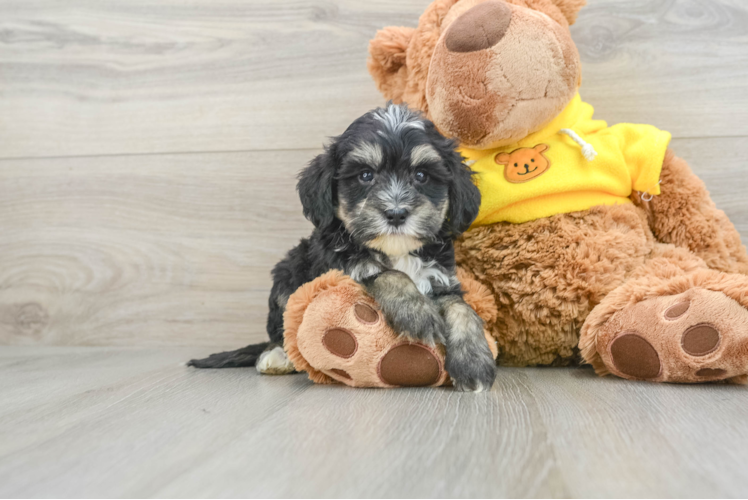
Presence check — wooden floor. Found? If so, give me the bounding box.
[2,0,748,497]
[1,346,748,498]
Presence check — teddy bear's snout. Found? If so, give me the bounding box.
[445,0,512,53]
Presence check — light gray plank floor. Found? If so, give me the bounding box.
[1,346,748,498]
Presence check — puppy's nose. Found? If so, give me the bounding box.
[445,0,512,53]
[385,208,409,227]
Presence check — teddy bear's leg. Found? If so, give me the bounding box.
[283,270,497,388]
[580,249,748,384]
[283,270,449,387]
[632,149,748,275]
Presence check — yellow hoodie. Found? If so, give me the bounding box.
[459,94,671,226]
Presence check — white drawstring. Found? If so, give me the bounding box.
[560,128,597,161]
[639,179,662,202]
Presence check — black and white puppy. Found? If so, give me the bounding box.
[190,104,496,392]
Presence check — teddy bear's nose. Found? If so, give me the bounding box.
[445,0,512,53]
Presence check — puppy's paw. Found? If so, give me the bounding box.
[390,302,447,346]
[367,270,447,345]
[256,345,295,375]
[446,347,497,392]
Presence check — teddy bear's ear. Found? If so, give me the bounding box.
[547,0,587,25]
[534,144,549,153]
[367,26,416,103]
[495,153,511,165]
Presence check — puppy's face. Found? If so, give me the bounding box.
[297,104,481,256]
[336,123,450,255]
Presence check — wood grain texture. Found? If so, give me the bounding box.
[1,0,747,159]
[672,136,748,241]
[572,0,748,138]
[1,346,747,498]
[0,0,428,159]
[0,149,315,346]
[0,138,745,347]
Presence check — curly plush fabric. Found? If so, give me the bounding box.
[455,151,748,370]
[633,150,748,275]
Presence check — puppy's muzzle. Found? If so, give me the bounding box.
[384,208,409,228]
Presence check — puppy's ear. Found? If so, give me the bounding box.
[445,153,481,235]
[297,148,338,228]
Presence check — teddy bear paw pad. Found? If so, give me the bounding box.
[694,367,727,378]
[664,301,690,320]
[353,303,379,323]
[609,333,661,379]
[681,324,720,356]
[377,343,442,387]
[322,328,358,358]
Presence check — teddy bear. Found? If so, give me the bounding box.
[283,0,748,387]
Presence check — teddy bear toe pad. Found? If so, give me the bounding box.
[681,324,721,356]
[609,333,662,380]
[322,328,358,358]
[599,288,748,383]
[377,343,442,387]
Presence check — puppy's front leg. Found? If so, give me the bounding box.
[436,295,496,392]
[364,270,446,345]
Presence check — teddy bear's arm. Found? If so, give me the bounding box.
[631,149,748,274]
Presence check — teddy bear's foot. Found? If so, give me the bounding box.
[283,270,499,388]
[283,270,451,387]
[582,279,748,384]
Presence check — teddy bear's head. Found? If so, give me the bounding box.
[368,0,585,150]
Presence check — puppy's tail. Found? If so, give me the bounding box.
[188,342,269,369]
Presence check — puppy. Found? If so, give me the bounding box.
[190,104,496,392]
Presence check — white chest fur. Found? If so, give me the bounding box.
[388,254,451,296]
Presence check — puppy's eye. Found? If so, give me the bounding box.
[359,170,374,183]
[414,170,429,183]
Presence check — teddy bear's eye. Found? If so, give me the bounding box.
[531,159,535,162]
[514,163,518,167]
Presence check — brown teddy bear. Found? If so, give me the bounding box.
[284,0,748,386]
[366,0,748,384]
